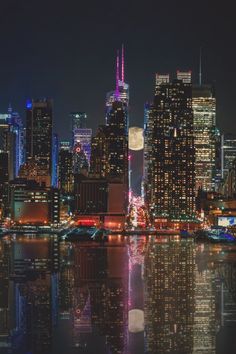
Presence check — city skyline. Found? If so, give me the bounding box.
[0,0,235,138]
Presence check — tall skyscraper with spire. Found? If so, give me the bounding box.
[90,46,129,213]
[106,45,129,127]
[192,50,218,192]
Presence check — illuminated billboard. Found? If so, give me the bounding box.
[218,216,236,227]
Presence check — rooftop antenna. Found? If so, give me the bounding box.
[199,47,202,86]
[115,50,120,99]
[121,44,125,83]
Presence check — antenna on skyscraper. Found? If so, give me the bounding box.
[115,50,120,99]
[199,47,202,86]
[121,44,125,83]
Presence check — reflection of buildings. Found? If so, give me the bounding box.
[0,236,59,353]
[0,240,12,351]
[58,242,74,317]
[217,258,236,328]
[70,241,128,353]
[12,236,59,354]
[193,246,217,353]
[144,239,195,354]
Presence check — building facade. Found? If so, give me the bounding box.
[58,141,73,193]
[10,179,60,224]
[25,99,53,186]
[192,85,217,192]
[144,72,195,220]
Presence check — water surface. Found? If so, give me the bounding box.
[0,234,236,353]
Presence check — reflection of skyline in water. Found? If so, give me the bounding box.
[0,236,236,353]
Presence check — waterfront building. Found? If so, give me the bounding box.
[192,84,217,192]
[144,72,195,220]
[9,178,60,224]
[74,174,108,214]
[25,99,53,185]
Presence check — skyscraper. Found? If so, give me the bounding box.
[90,125,109,178]
[58,141,73,193]
[89,47,129,213]
[7,106,25,176]
[106,101,128,181]
[71,111,92,165]
[73,142,89,175]
[52,133,59,187]
[25,99,53,186]
[221,133,236,179]
[0,110,22,180]
[192,84,217,192]
[0,152,9,219]
[106,45,129,128]
[144,72,195,220]
[70,112,87,132]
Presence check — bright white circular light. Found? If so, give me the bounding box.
[129,127,144,151]
[128,309,144,333]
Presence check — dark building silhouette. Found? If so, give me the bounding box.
[26,99,53,186]
[74,174,108,213]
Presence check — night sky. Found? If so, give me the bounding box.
[0,0,235,139]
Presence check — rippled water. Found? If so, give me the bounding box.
[1,234,236,354]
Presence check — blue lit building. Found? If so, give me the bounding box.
[52,133,59,187]
[0,106,24,179]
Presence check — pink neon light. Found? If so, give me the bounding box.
[121,44,125,83]
[115,50,120,99]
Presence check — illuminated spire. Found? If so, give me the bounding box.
[199,47,202,86]
[121,44,125,83]
[115,49,120,99]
